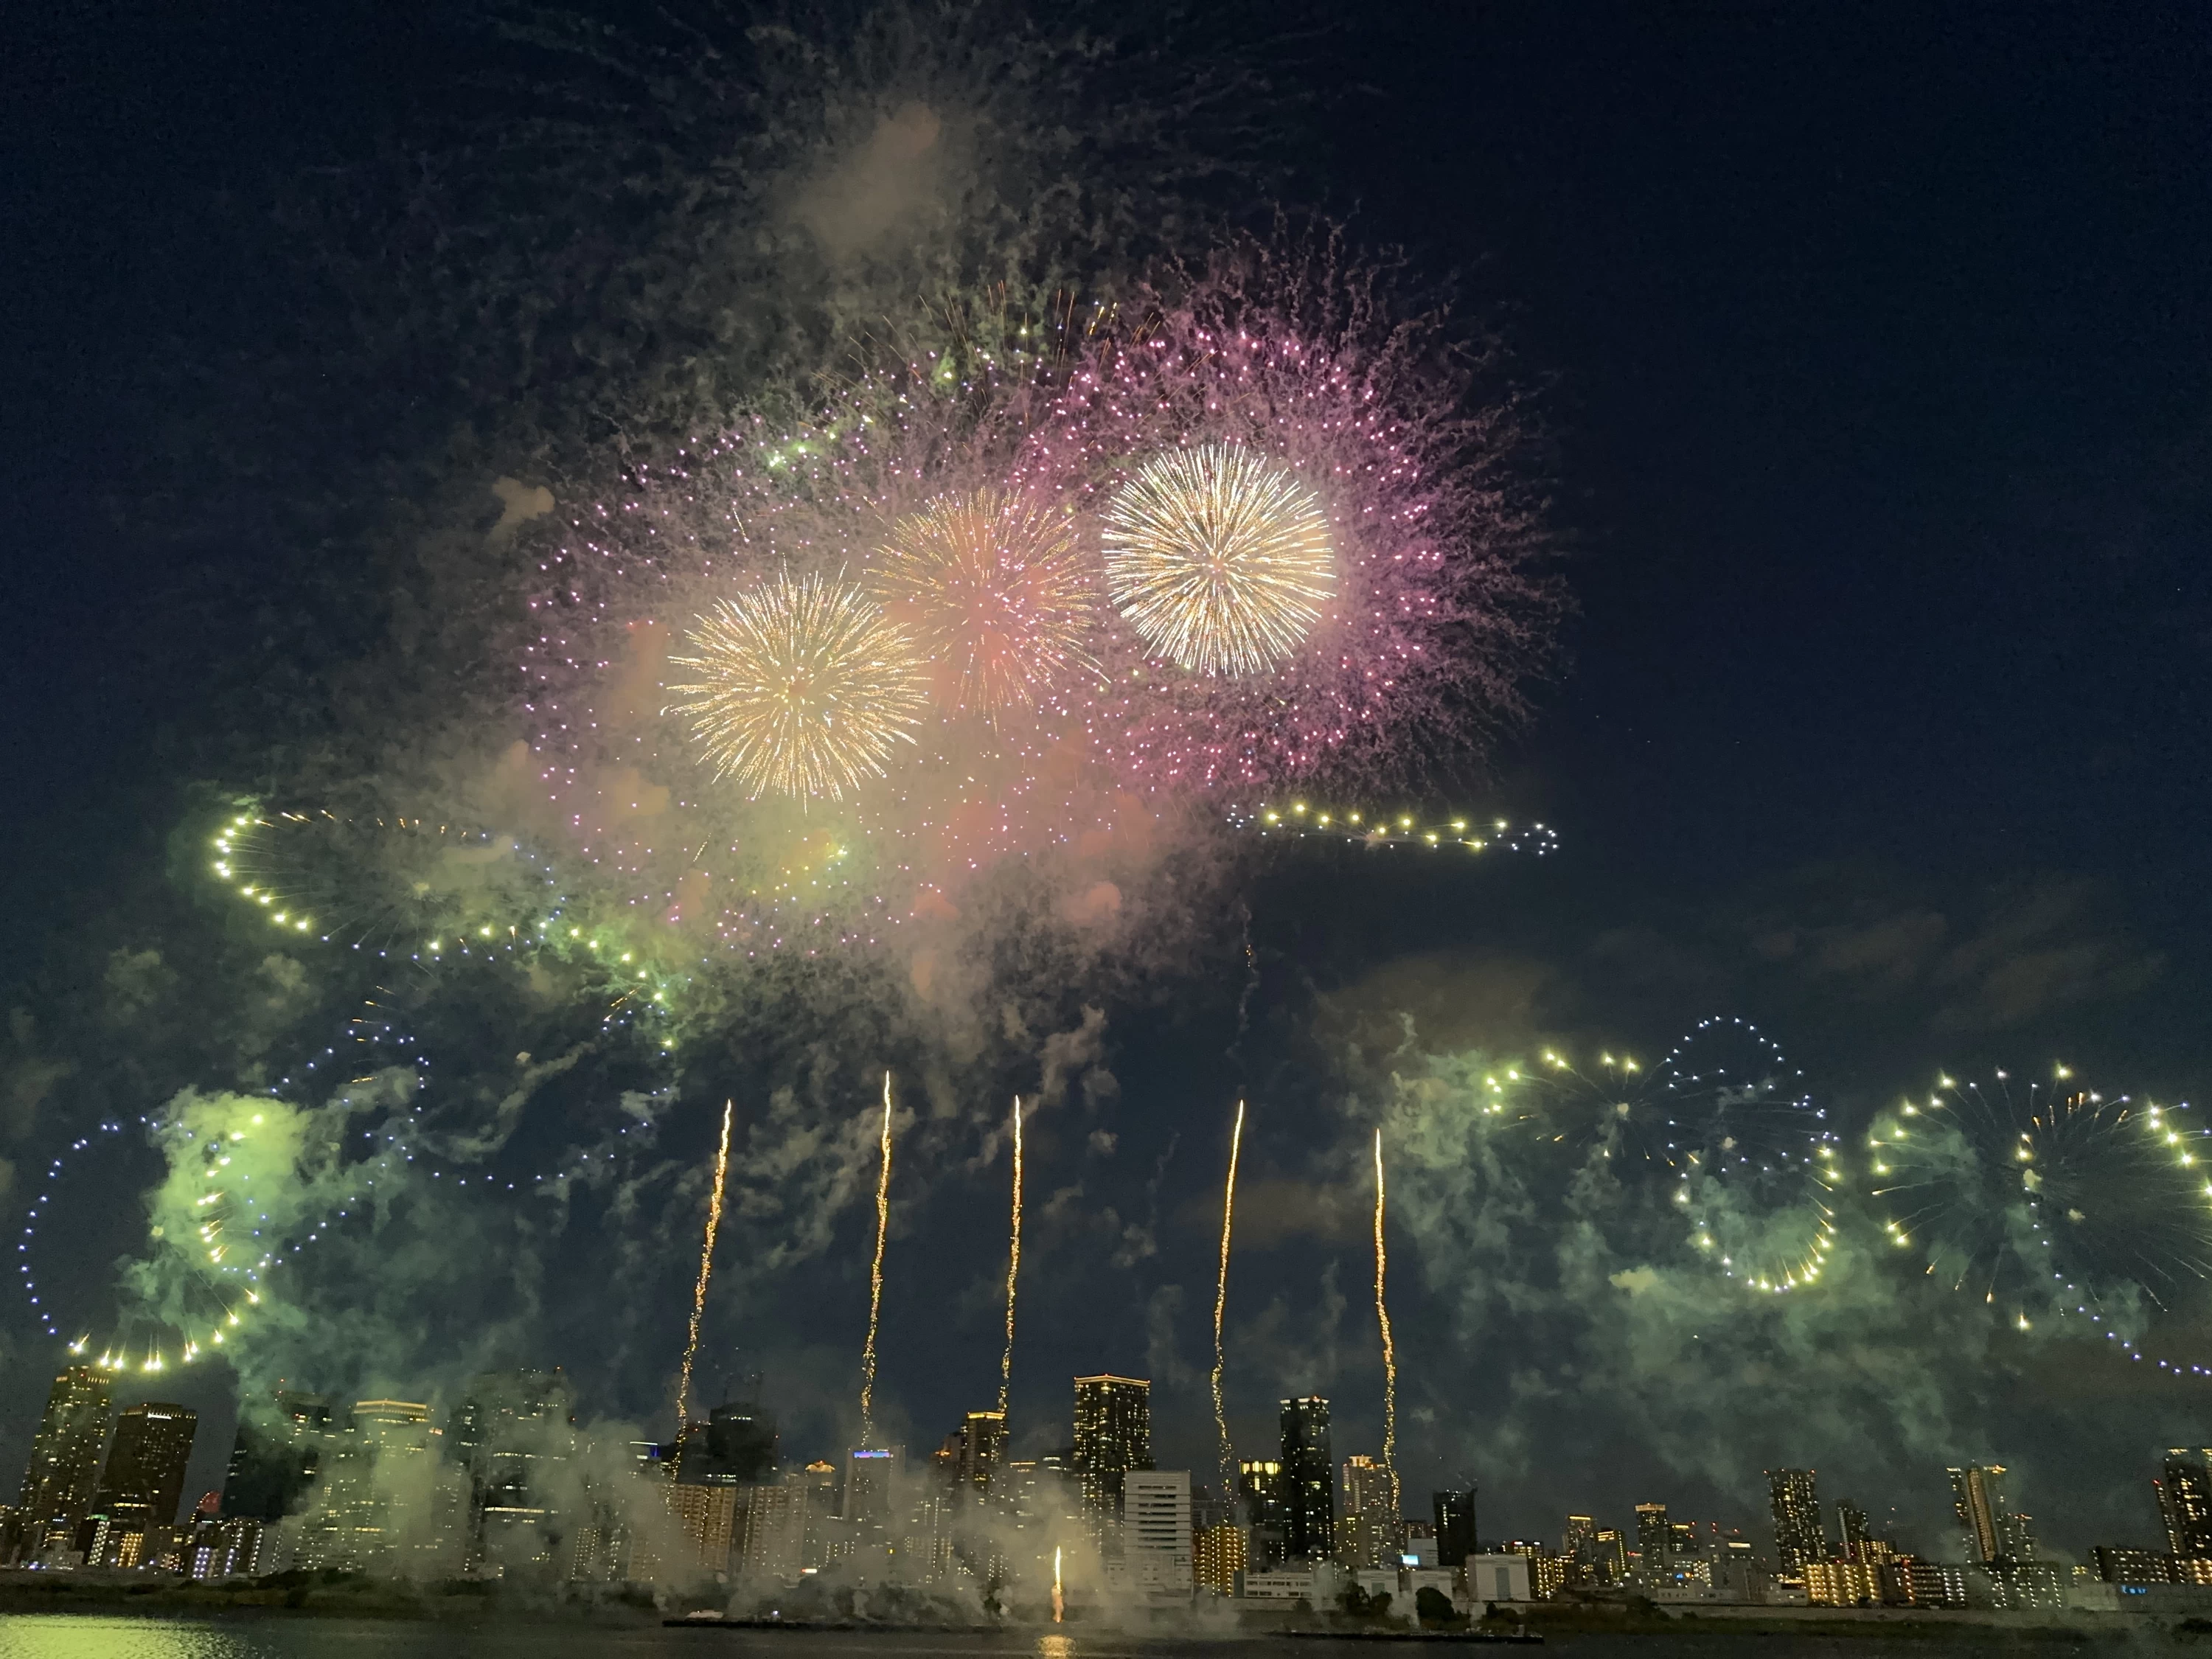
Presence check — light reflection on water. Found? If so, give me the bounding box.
[0,1615,2082,1658]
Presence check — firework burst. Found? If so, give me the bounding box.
[1868,1067,2212,1340]
[870,487,1097,717]
[667,572,928,802]
[1102,444,1334,677]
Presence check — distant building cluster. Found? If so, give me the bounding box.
[7,1357,2212,1620]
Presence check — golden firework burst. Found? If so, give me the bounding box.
[868,487,1097,717]
[667,571,927,801]
[1101,443,1335,677]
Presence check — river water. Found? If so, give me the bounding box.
[0,1616,2134,1658]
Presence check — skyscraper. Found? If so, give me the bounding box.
[2158,1450,2212,1560]
[1239,1458,1285,1569]
[1634,1502,1669,1580]
[956,1410,1006,1498]
[843,1447,898,1522]
[223,1390,333,1523]
[1072,1374,1152,1533]
[450,1369,576,1573]
[15,1365,114,1557]
[1949,1465,2008,1563]
[1338,1455,1394,1567]
[1434,1489,1476,1567]
[1836,1500,1871,1560]
[1767,1467,1824,1573]
[1279,1396,1333,1562]
[93,1402,198,1527]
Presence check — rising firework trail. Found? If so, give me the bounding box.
[1211,1099,1246,1498]
[675,1100,735,1435]
[1374,1128,1399,1523]
[998,1096,1024,1418]
[860,1071,895,1446]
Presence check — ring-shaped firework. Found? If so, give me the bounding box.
[1867,1068,2212,1340]
[1531,1018,1839,1293]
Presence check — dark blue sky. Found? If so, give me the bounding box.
[1,1,2207,1557]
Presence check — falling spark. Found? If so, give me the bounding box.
[998,1096,1024,1417]
[1374,1128,1399,1526]
[1211,1099,1246,1500]
[675,1099,735,1436]
[860,1071,895,1447]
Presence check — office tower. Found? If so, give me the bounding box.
[223,1391,334,1523]
[1239,1458,1285,1569]
[1123,1470,1194,1596]
[957,1410,1006,1498]
[734,1478,809,1582]
[843,1447,898,1522]
[2157,1450,2212,1560]
[300,1399,432,1573]
[1767,1467,1823,1573]
[1633,1501,1668,1579]
[1072,1374,1152,1531]
[16,1364,114,1556]
[799,1459,840,1569]
[1996,1510,2038,1562]
[1434,1489,1477,1567]
[1338,1455,1394,1567]
[1279,1396,1334,1562]
[1948,1465,2008,1562]
[94,1402,198,1526]
[450,1369,577,1573]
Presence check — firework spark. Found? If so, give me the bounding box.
[666,571,928,801]
[1211,1099,1245,1500]
[675,1099,735,1434]
[1869,1066,2212,1346]
[869,487,1097,717]
[999,1096,1024,1418]
[1374,1128,1399,1525]
[1102,444,1334,678]
[860,1071,895,1446]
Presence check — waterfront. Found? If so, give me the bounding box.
[0,1616,2146,1659]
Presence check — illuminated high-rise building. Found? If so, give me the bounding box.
[1835,1499,1870,1560]
[842,1447,898,1522]
[1434,1489,1476,1568]
[956,1410,1006,1498]
[1194,1515,1246,1594]
[450,1369,577,1573]
[1767,1467,1823,1573]
[1279,1396,1333,1562]
[1592,1528,1627,1584]
[1239,1458,1285,1569]
[1633,1501,1669,1579]
[1562,1513,1596,1582]
[1072,1375,1152,1534]
[93,1402,198,1527]
[223,1391,334,1523]
[1122,1470,1194,1596]
[1338,1455,1394,1567]
[15,1365,114,1556]
[1948,1465,2008,1562]
[2157,1450,2212,1561]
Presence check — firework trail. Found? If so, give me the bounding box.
[860,1071,894,1446]
[1211,1099,1245,1500]
[1374,1128,1399,1524]
[998,1096,1024,1418]
[675,1099,734,1434]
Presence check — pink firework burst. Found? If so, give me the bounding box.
[1016,235,1559,790]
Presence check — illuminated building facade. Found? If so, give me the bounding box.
[2157,1449,2212,1561]
[1433,1489,1475,1567]
[1121,1470,1193,1596]
[15,1365,114,1558]
[86,1402,198,1565]
[1338,1455,1393,1568]
[450,1369,576,1573]
[1766,1467,1823,1573]
[1072,1375,1152,1535]
[1950,1464,2007,1562]
[956,1410,1006,1497]
[1194,1517,1246,1593]
[1279,1397,1334,1562]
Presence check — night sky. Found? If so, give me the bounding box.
[3,1,2208,1565]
